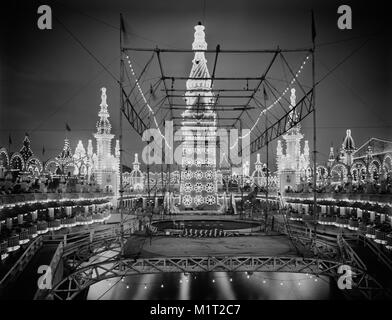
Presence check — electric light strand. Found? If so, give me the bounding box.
[102,272,319,293]
[125,55,171,149]
[230,55,310,150]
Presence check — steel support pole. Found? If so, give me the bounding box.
[119,14,125,256]
[312,19,318,239]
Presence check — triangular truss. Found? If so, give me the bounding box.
[119,22,315,154]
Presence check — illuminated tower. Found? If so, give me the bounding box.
[276,88,310,192]
[93,87,120,196]
[180,22,218,210]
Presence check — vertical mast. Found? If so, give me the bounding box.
[311,11,317,239]
[119,14,125,255]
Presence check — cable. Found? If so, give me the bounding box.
[315,37,373,87]
[29,54,120,134]
[53,0,176,48]
[55,16,120,84]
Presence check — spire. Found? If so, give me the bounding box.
[220,152,230,168]
[96,87,112,135]
[304,140,309,156]
[58,138,72,161]
[290,88,296,107]
[20,134,33,162]
[277,140,283,156]
[133,153,140,170]
[74,140,86,160]
[329,146,335,161]
[186,23,211,92]
[115,140,120,157]
[288,88,299,129]
[342,129,355,151]
[255,153,262,171]
[87,139,93,156]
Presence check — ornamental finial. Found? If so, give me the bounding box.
[100,87,107,107]
[192,23,207,51]
[290,88,296,107]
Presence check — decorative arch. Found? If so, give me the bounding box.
[64,161,77,177]
[369,158,381,171]
[382,154,392,173]
[26,156,43,173]
[0,147,9,167]
[351,160,366,182]
[330,163,347,183]
[44,159,60,174]
[10,152,25,170]
[316,165,328,180]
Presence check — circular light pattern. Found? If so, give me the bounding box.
[182,195,192,206]
[205,182,215,193]
[195,183,203,192]
[194,195,204,205]
[205,195,215,205]
[183,171,193,180]
[184,183,193,193]
[195,170,203,180]
[205,170,214,180]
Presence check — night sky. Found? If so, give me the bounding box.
[1,0,391,170]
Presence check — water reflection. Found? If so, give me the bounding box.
[87,272,345,300]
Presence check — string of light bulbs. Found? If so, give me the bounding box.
[125,54,172,149]
[99,272,321,297]
[230,54,310,150]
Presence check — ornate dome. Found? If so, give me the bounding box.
[342,129,355,151]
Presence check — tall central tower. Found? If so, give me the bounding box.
[179,23,218,210]
[93,87,120,198]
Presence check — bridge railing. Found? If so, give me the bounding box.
[0,236,43,290]
[0,192,114,207]
[337,234,367,271]
[357,233,392,272]
[33,241,64,300]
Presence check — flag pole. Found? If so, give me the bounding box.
[8,134,11,155]
[119,13,125,256]
[264,86,269,232]
[311,10,318,241]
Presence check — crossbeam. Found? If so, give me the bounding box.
[167,94,252,99]
[44,253,388,300]
[123,47,312,53]
[121,88,149,137]
[249,88,314,153]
